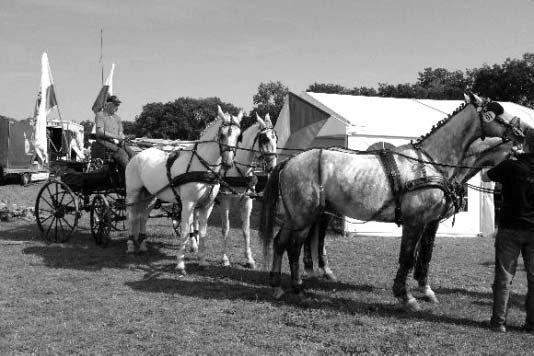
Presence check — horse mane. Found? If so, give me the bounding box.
[411,102,468,148]
[199,116,223,140]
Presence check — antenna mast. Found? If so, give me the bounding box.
[100,28,104,85]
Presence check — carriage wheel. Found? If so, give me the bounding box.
[107,192,127,232]
[90,194,112,247]
[35,179,79,243]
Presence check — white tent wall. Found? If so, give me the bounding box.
[275,92,534,238]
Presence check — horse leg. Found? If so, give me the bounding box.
[176,202,195,275]
[270,228,291,299]
[220,196,231,266]
[302,220,319,279]
[392,224,425,312]
[137,193,154,253]
[414,221,439,303]
[287,228,310,297]
[126,189,141,254]
[189,209,200,253]
[197,204,214,268]
[317,214,336,281]
[240,196,255,269]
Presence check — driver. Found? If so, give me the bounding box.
[93,95,135,173]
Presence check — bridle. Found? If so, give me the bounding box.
[476,101,524,142]
[218,120,241,157]
[252,126,278,171]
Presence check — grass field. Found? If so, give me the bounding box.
[1,181,533,354]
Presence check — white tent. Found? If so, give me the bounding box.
[274,92,534,237]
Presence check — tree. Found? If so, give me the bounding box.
[469,53,534,106]
[134,97,241,140]
[306,82,349,94]
[79,120,94,146]
[247,81,288,128]
[416,67,469,100]
[122,121,137,136]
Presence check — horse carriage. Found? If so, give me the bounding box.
[34,143,181,247]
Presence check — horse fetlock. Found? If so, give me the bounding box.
[269,271,282,288]
[302,268,316,279]
[138,240,148,253]
[244,260,256,270]
[222,255,230,267]
[273,287,285,300]
[126,240,135,254]
[418,285,439,304]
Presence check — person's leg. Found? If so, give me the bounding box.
[491,228,521,330]
[521,230,534,331]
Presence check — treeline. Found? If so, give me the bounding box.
[81,53,534,141]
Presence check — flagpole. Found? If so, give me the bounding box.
[100,28,104,86]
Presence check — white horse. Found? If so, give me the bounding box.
[218,113,278,269]
[126,106,243,275]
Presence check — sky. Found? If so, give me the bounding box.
[1,0,533,123]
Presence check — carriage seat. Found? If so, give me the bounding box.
[61,163,121,192]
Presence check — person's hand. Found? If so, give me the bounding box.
[112,138,120,145]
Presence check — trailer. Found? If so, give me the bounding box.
[0,117,48,185]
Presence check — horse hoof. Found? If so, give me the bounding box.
[199,262,209,268]
[399,297,421,312]
[322,268,337,282]
[190,246,199,254]
[424,293,439,304]
[177,267,187,276]
[302,269,315,280]
[244,261,256,270]
[273,287,285,300]
[126,241,135,254]
[138,241,148,253]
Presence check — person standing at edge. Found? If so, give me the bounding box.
[94,95,135,177]
[482,129,534,334]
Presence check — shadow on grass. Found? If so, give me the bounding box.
[125,271,494,331]
[0,222,41,242]
[21,230,173,272]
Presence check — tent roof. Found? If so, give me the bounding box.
[302,92,534,138]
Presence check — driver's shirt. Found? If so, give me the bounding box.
[95,111,123,138]
[488,153,534,230]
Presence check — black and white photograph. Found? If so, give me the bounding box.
[1,0,534,354]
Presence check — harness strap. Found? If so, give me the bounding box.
[166,150,182,203]
[378,149,403,226]
[317,149,326,209]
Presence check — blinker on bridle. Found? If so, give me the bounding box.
[218,120,241,155]
[477,102,524,142]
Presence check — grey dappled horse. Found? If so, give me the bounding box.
[303,136,516,304]
[260,94,527,311]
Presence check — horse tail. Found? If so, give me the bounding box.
[259,159,287,269]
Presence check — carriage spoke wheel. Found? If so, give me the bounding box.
[35,180,79,243]
[90,194,112,247]
[106,193,127,232]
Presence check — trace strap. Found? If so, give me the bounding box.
[377,149,465,226]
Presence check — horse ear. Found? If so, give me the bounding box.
[264,113,273,127]
[235,109,244,122]
[473,93,483,104]
[463,93,471,103]
[217,105,225,119]
[256,113,266,127]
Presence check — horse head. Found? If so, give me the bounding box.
[217,105,243,170]
[464,93,526,144]
[254,113,278,172]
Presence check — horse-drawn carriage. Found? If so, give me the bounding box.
[34,144,181,247]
